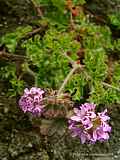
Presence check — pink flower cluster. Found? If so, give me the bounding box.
[68,103,111,144]
[19,87,45,116]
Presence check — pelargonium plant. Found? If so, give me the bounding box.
[19,87,45,116]
[19,87,111,144]
[68,103,111,144]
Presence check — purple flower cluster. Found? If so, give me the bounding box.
[19,87,45,116]
[68,103,111,144]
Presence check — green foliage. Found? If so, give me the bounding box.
[0,64,16,79]
[108,13,120,29]
[22,28,80,89]
[113,39,120,50]
[89,62,120,104]
[112,62,120,87]
[89,82,120,105]
[84,49,107,81]
[89,82,107,105]
[0,26,32,53]
[32,0,70,26]
[8,78,24,97]
[33,0,86,6]
[66,73,86,101]
[0,64,24,96]
[82,24,112,49]
[51,0,65,12]
[73,0,86,5]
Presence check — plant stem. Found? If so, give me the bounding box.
[31,0,43,17]
[0,51,27,62]
[62,51,75,65]
[102,82,120,92]
[57,64,79,96]
[25,64,38,87]
[70,12,74,29]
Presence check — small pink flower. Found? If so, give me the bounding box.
[68,103,111,144]
[19,87,45,116]
[98,109,110,121]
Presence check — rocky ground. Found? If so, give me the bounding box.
[0,91,120,160]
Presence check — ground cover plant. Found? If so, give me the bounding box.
[0,0,120,150]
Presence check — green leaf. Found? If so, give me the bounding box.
[84,49,107,81]
[51,0,65,12]
[73,0,86,5]
[108,14,120,29]
[1,26,32,53]
[66,73,86,101]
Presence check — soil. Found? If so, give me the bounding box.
[0,86,120,160]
